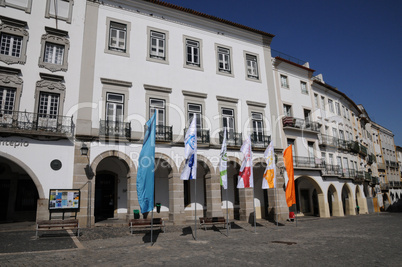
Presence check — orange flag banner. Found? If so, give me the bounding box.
[284,145,296,207]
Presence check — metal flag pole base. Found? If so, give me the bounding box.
[226,189,229,237]
[275,189,278,227]
[252,186,256,234]
[151,209,154,245]
[194,178,197,241]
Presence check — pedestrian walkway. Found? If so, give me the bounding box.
[0,213,401,266]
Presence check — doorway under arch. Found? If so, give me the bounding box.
[342,184,354,215]
[295,176,327,217]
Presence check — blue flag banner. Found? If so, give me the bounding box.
[180,115,197,180]
[136,113,156,214]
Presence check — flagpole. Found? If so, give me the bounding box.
[194,178,197,240]
[275,188,278,227]
[151,209,154,245]
[252,185,256,233]
[226,188,229,236]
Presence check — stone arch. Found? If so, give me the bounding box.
[178,154,215,176]
[355,185,368,214]
[252,157,268,219]
[295,175,328,217]
[155,152,178,174]
[341,183,355,215]
[0,152,44,199]
[224,155,242,220]
[327,184,342,216]
[91,150,135,175]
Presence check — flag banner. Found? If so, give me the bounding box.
[262,141,276,189]
[284,145,296,207]
[220,127,228,189]
[180,115,197,180]
[237,135,253,188]
[137,113,156,214]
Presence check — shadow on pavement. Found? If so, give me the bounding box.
[142,229,161,243]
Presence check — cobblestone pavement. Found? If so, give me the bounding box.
[1,213,401,266]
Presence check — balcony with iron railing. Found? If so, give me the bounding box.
[250,132,271,148]
[358,144,368,157]
[219,131,242,147]
[371,177,379,185]
[184,128,210,144]
[337,139,349,151]
[390,161,398,168]
[282,117,321,133]
[365,172,372,182]
[293,156,323,169]
[390,181,402,188]
[318,134,338,148]
[348,141,360,154]
[380,182,389,190]
[155,125,173,142]
[321,164,341,176]
[340,168,356,179]
[100,120,131,138]
[355,171,365,182]
[367,154,375,165]
[0,110,74,136]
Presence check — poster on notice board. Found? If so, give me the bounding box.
[49,189,80,211]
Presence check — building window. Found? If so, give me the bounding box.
[280,75,289,88]
[38,27,70,72]
[314,94,319,108]
[300,81,308,94]
[109,22,126,52]
[150,98,166,126]
[187,103,202,128]
[45,0,73,23]
[252,112,264,142]
[246,54,258,79]
[328,99,334,113]
[283,104,292,117]
[150,31,166,60]
[217,46,231,73]
[38,92,59,118]
[106,93,124,123]
[186,39,200,66]
[287,138,296,156]
[335,102,341,116]
[0,86,16,114]
[0,16,28,65]
[304,109,311,122]
[339,130,345,140]
[1,0,32,13]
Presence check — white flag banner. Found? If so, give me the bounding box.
[262,141,276,189]
[237,135,253,188]
[220,127,228,189]
[180,116,197,180]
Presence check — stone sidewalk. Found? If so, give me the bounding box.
[1,213,401,266]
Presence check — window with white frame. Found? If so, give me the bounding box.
[39,27,70,72]
[332,128,338,138]
[43,42,64,65]
[328,99,334,113]
[217,46,231,73]
[283,104,292,117]
[335,102,341,116]
[337,156,342,168]
[280,75,289,88]
[300,81,308,94]
[314,94,319,108]
[150,30,166,60]
[329,153,334,165]
[106,93,124,123]
[321,152,326,164]
[109,22,127,52]
[0,17,28,65]
[246,54,258,79]
[339,129,345,140]
[287,138,295,156]
[252,112,264,142]
[150,98,166,126]
[346,108,350,120]
[38,92,59,119]
[0,86,16,114]
[186,39,200,66]
[45,0,73,23]
[1,0,32,13]
[187,103,202,128]
[222,108,235,134]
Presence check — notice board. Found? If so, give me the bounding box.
[49,189,80,211]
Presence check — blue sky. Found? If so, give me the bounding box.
[164,0,402,145]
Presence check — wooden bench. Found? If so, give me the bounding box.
[129,218,165,234]
[199,217,230,230]
[36,219,80,238]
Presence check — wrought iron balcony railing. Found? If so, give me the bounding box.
[184,128,210,144]
[321,165,341,176]
[367,154,375,165]
[380,182,389,190]
[250,132,270,148]
[0,110,74,135]
[371,177,379,185]
[390,161,398,168]
[337,139,349,150]
[318,134,338,147]
[219,131,242,147]
[282,117,321,133]
[340,168,356,179]
[293,156,323,169]
[359,144,368,156]
[100,120,131,138]
[155,125,172,142]
[355,171,365,182]
[348,141,360,153]
[365,172,372,181]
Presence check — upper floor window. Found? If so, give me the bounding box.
[186,39,200,67]
[0,67,22,122]
[222,108,235,133]
[150,31,165,60]
[283,104,292,117]
[252,112,264,142]
[109,22,126,52]
[217,47,231,73]
[314,94,319,108]
[0,0,32,13]
[328,99,334,113]
[38,92,59,118]
[246,54,259,79]
[106,93,124,123]
[38,27,70,72]
[280,75,289,88]
[335,102,341,116]
[0,86,15,113]
[45,0,74,23]
[187,103,202,128]
[150,98,166,126]
[300,81,308,94]
[0,16,28,65]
